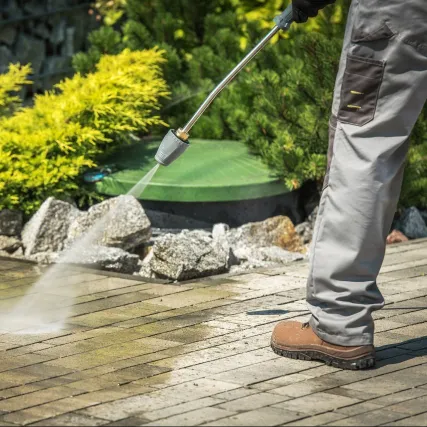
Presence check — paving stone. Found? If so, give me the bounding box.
[284,412,347,426]
[213,388,259,401]
[218,391,291,413]
[0,386,83,412]
[386,412,427,426]
[268,376,348,398]
[142,397,224,421]
[80,379,239,421]
[143,407,235,426]
[335,401,384,416]
[103,416,150,426]
[326,408,408,426]
[326,387,381,401]
[387,395,427,415]
[1,395,102,425]
[203,406,304,426]
[31,412,108,426]
[249,373,315,391]
[208,358,319,386]
[369,387,427,406]
[270,392,360,416]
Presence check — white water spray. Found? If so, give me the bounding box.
[0,164,160,335]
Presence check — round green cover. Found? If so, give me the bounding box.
[95,139,288,202]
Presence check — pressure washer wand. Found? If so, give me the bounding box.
[155,4,294,166]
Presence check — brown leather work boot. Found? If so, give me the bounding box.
[271,321,376,370]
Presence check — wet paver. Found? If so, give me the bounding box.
[0,239,427,426]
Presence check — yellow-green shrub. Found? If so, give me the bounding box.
[0,63,31,117]
[0,48,169,215]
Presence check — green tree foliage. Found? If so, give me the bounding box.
[0,49,169,215]
[220,29,343,190]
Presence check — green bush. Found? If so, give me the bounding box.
[220,30,343,190]
[0,49,169,215]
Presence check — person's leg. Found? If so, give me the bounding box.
[307,0,427,347]
[272,0,427,368]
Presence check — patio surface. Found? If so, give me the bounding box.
[1,239,427,426]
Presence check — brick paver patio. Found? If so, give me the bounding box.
[1,239,427,426]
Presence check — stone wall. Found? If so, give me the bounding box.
[0,0,99,96]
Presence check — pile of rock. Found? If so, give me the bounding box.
[4,197,426,281]
[141,216,306,281]
[0,196,306,281]
[19,196,150,274]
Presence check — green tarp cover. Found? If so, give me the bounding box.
[95,139,288,202]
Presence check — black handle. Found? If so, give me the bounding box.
[273,4,293,29]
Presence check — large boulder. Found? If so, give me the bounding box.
[67,195,151,251]
[58,245,140,274]
[22,198,80,256]
[398,207,427,239]
[140,230,232,281]
[227,216,305,253]
[0,209,23,236]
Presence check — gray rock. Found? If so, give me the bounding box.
[227,216,304,253]
[234,245,303,264]
[0,25,17,45]
[0,249,27,261]
[33,23,50,39]
[43,55,71,75]
[22,198,80,256]
[67,195,151,251]
[50,18,66,45]
[212,223,230,241]
[23,1,46,15]
[0,46,16,73]
[295,222,313,244]
[58,245,140,274]
[420,211,427,226]
[11,246,24,258]
[398,207,427,239]
[15,33,46,74]
[3,0,22,17]
[64,27,76,57]
[142,230,232,281]
[0,209,23,236]
[0,236,21,253]
[29,251,58,265]
[231,244,303,274]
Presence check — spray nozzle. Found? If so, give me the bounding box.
[155,129,190,166]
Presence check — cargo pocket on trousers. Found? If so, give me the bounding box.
[338,54,385,126]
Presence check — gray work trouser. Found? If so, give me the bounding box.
[307,0,427,346]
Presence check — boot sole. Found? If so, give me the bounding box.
[271,342,375,371]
